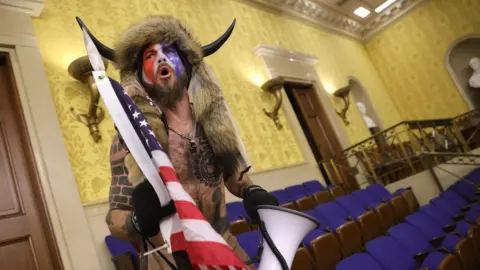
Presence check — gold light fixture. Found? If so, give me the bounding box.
[261,76,285,130]
[68,56,108,143]
[334,85,351,126]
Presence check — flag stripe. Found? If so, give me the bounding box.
[165,182,196,204]
[182,219,228,244]
[187,241,246,268]
[170,231,188,252]
[174,201,208,221]
[159,165,181,183]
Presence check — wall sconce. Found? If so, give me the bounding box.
[67,56,108,143]
[261,76,285,130]
[334,85,351,126]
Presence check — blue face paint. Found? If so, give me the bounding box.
[162,45,185,76]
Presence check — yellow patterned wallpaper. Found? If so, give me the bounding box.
[32,0,397,203]
[366,0,480,120]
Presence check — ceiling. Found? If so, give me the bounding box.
[238,0,427,41]
[312,0,389,23]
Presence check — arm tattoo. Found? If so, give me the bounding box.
[109,134,134,210]
[224,152,254,198]
[212,187,230,234]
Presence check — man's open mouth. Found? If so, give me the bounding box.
[157,65,173,80]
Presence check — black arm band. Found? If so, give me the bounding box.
[158,200,177,218]
[125,212,143,241]
[242,185,264,198]
[130,200,177,236]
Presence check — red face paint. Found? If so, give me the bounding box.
[142,44,161,86]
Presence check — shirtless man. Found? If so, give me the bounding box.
[97,16,278,269]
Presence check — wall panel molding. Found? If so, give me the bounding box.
[0,0,43,17]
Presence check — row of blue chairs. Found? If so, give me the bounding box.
[226,180,345,235]
[235,183,411,269]
[235,174,480,270]
[226,180,340,223]
[336,170,480,270]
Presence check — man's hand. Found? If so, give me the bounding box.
[242,185,279,224]
[225,154,254,198]
[131,181,176,238]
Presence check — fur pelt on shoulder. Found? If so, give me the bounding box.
[113,16,243,185]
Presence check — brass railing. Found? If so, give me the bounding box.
[321,110,480,189]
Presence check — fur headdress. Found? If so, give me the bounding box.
[77,16,246,184]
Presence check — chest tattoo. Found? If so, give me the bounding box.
[190,125,222,188]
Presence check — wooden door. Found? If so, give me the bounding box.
[287,84,359,190]
[0,55,61,269]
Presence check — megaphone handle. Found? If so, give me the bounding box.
[259,221,289,270]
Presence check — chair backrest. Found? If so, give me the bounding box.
[226,201,246,222]
[230,219,250,236]
[302,227,326,248]
[404,212,444,240]
[375,202,397,233]
[315,202,349,230]
[423,252,464,270]
[465,167,480,182]
[450,180,476,201]
[313,190,333,206]
[303,209,328,228]
[270,189,290,205]
[430,197,458,216]
[285,184,309,201]
[352,189,380,209]
[387,222,432,255]
[365,236,418,270]
[390,196,410,223]
[329,185,346,199]
[368,184,393,201]
[105,235,138,266]
[336,195,366,219]
[401,189,419,213]
[419,204,451,227]
[291,247,315,270]
[392,187,407,196]
[296,196,316,212]
[440,190,467,209]
[302,208,328,247]
[303,180,325,194]
[336,253,383,270]
[236,230,262,262]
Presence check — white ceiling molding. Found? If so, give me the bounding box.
[236,0,428,42]
[362,0,427,41]
[254,44,319,66]
[0,0,44,17]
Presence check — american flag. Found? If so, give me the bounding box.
[106,77,248,270]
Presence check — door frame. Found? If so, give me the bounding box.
[0,52,63,268]
[0,8,102,270]
[254,45,351,186]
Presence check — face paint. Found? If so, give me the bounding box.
[142,43,185,86]
[141,43,189,108]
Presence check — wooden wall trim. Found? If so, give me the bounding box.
[0,8,102,270]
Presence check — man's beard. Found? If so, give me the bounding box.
[145,72,188,109]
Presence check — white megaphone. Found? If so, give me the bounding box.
[256,205,320,270]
